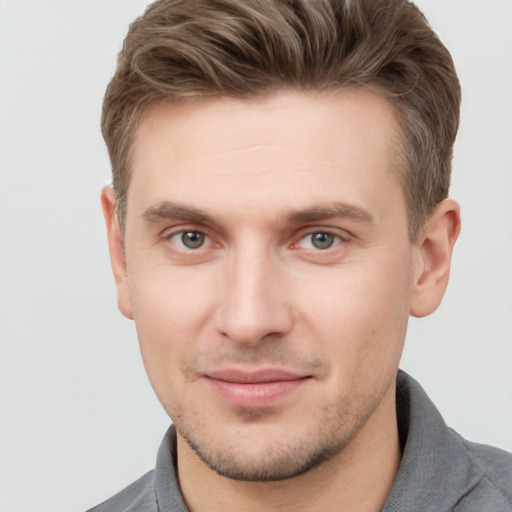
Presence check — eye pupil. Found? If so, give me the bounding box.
[311,232,334,249]
[181,231,205,249]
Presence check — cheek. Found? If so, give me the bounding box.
[128,268,217,378]
[131,263,216,325]
[300,260,410,321]
[295,258,412,363]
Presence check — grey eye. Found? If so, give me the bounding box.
[180,231,205,249]
[310,232,335,249]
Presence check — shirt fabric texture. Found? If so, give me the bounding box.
[87,371,512,511]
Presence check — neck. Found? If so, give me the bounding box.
[177,385,401,512]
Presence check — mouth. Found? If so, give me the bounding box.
[203,368,312,409]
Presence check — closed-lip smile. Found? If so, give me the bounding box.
[203,368,312,409]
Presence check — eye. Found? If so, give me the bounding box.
[297,232,341,250]
[169,230,209,250]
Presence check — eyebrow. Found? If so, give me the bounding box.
[142,202,212,224]
[141,200,373,225]
[285,202,373,224]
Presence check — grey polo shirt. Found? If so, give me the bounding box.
[87,371,512,511]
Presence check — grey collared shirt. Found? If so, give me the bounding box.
[87,371,512,511]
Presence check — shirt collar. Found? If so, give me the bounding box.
[382,370,478,511]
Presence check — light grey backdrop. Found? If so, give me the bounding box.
[0,1,511,511]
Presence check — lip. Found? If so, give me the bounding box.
[203,368,311,409]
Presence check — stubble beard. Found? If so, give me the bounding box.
[169,387,387,483]
[150,337,403,483]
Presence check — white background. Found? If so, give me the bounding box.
[0,1,511,511]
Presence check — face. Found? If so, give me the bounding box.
[113,90,423,481]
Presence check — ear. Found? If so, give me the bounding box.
[410,198,461,318]
[101,186,134,320]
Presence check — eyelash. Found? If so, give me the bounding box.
[293,231,345,251]
[166,230,215,251]
[163,227,348,254]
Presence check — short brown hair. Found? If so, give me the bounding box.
[102,0,460,240]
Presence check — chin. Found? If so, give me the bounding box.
[181,425,348,482]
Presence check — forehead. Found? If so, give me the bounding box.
[128,89,405,228]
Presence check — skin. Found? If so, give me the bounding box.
[103,89,460,512]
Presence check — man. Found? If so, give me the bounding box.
[91,0,512,510]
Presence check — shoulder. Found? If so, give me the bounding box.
[389,371,512,512]
[454,437,512,511]
[86,470,157,512]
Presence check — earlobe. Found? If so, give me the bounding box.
[101,186,134,320]
[410,198,461,318]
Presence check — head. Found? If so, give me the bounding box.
[101,0,461,486]
[102,0,460,242]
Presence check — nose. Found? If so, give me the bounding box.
[214,249,294,345]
